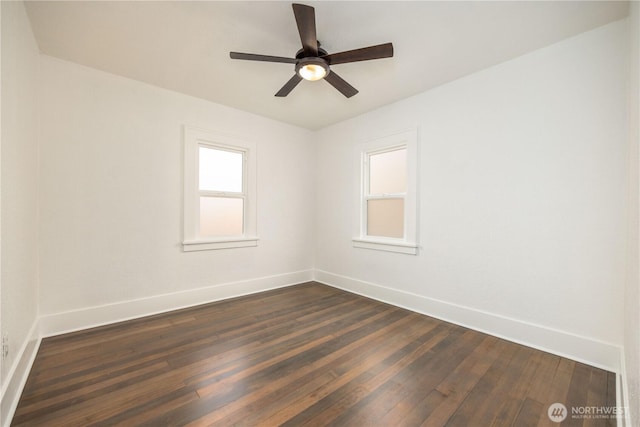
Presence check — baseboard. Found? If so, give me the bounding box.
[1,320,41,427]
[39,269,314,337]
[619,351,632,426]
[314,269,623,373]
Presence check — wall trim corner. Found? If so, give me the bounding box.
[1,320,41,427]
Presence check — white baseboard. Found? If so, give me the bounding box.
[1,320,41,427]
[314,269,623,373]
[619,351,632,426]
[39,269,314,337]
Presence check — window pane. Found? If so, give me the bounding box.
[369,148,407,195]
[199,146,243,192]
[367,198,404,238]
[199,197,243,237]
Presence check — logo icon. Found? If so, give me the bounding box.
[548,403,568,422]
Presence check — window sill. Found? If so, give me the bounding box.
[352,238,418,255]
[183,237,259,252]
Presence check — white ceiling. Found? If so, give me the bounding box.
[25,1,629,130]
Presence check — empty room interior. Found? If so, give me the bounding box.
[2,0,640,426]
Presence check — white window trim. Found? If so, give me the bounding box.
[353,129,419,255]
[183,126,258,251]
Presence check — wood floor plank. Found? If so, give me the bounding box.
[279,328,469,427]
[174,298,375,387]
[238,310,433,425]
[91,389,200,427]
[563,363,595,427]
[584,368,610,427]
[138,300,408,426]
[316,326,461,426]
[528,352,562,403]
[490,348,543,427]
[441,340,522,426]
[227,316,445,426]
[12,282,618,427]
[14,361,171,419]
[490,397,524,427]
[513,398,545,426]
[411,336,509,426]
[185,310,429,426]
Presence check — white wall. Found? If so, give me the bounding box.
[0,1,40,424]
[37,56,316,329]
[315,20,628,371]
[624,2,640,425]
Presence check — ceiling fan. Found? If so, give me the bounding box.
[229,3,394,98]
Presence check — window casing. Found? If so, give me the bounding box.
[353,129,418,255]
[183,126,257,251]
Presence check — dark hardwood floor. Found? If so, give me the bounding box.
[13,282,616,426]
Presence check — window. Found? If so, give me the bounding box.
[198,146,244,237]
[366,147,407,238]
[183,126,257,251]
[353,129,418,255]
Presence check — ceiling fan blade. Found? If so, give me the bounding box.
[230,52,296,64]
[324,71,358,98]
[275,74,303,97]
[321,43,394,65]
[292,3,318,57]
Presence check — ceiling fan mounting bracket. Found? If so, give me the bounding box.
[295,45,328,60]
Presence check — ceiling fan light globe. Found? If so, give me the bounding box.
[295,58,329,81]
[299,64,327,81]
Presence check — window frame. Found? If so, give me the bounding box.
[183,126,257,251]
[353,129,419,255]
